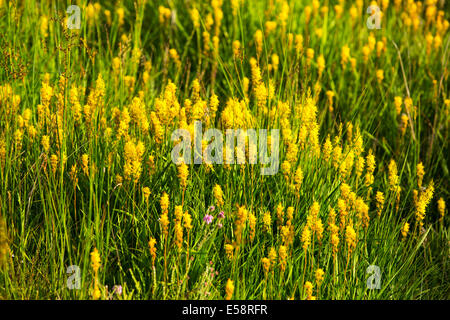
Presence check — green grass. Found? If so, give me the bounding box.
[0,0,449,300]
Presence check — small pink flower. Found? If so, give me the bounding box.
[113,285,123,296]
[218,223,223,229]
[203,214,214,224]
[208,206,215,211]
[218,211,225,219]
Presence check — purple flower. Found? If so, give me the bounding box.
[208,205,215,211]
[113,285,123,296]
[218,211,225,219]
[203,214,214,224]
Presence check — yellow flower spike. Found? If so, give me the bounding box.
[375,191,385,217]
[160,192,170,214]
[376,69,384,83]
[345,223,357,255]
[331,232,339,259]
[183,211,193,231]
[41,135,50,153]
[177,162,189,190]
[301,225,311,252]
[142,187,151,203]
[148,238,157,266]
[90,248,101,274]
[50,154,58,175]
[437,198,446,223]
[278,245,287,272]
[254,30,263,54]
[262,211,271,233]
[388,159,399,191]
[174,222,183,250]
[249,213,256,242]
[261,257,270,274]
[225,279,234,300]
[415,182,434,229]
[401,222,410,240]
[317,54,325,77]
[213,184,224,207]
[268,247,277,268]
[394,96,403,115]
[416,162,425,189]
[276,203,284,226]
[341,45,350,67]
[190,8,200,29]
[224,244,234,261]
[315,268,324,286]
[304,281,314,300]
[81,154,89,176]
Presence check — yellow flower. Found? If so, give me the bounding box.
[281,160,291,180]
[278,245,287,271]
[190,8,200,29]
[225,244,234,260]
[160,213,170,237]
[388,159,399,191]
[92,286,101,300]
[262,211,271,233]
[331,232,339,258]
[249,213,256,242]
[148,238,157,266]
[345,224,357,254]
[394,96,403,115]
[254,29,263,54]
[225,279,234,300]
[213,184,224,207]
[341,45,350,67]
[401,222,409,240]
[158,6,171,24]
[315,268,324,286]
[41,135,50,152]
[174,222,183,250]
[169,49,181,66]
[400,114,409,136]
[271,54,279,71]
[416,162,425,188]
[261,257,270,274]
[376,69,384,83]
[415,182,434,228]
[183,211,193,231]
[178,162,189,190]
[90,248,101,273]
[81,154,89,176]
[268,247,277,267]
[301,225,311,251]
[265,21,277,36]
[232,40,241,57]
[375,191,385,217]
[160,192,170,214]
[306,48,314,62]
[142,187,151,202]
[50,154,58,174]
[317,54,325,76]
[437,198,446,222]
[304,281,314,300]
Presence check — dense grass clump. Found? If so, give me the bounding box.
[0,0,449,299]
